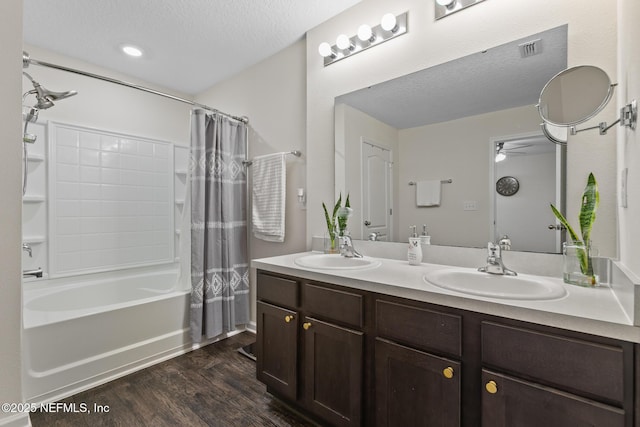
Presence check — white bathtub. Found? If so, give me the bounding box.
[22,266,192,403]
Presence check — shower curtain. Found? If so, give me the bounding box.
[188,109,249,343]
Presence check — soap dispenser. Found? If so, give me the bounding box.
[408,225,422,266]
[420,224,431,246]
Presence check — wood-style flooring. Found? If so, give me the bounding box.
[30,332,316,427]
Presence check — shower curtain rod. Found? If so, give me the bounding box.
[22,51,248,124]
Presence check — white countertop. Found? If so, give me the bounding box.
[253,252,640,343]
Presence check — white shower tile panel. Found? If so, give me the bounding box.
[49,122,175,276]
[56,128,79,147]
[80,149,100,166]
[57,146,79,164]
[56,164,79,182]
[79,131,100,150]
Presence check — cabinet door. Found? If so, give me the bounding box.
[256,301,298,401]
[375,338,461,427]
[481,370,625,427]
[303,316,363,427]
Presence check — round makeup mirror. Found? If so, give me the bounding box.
[538,65,614,127]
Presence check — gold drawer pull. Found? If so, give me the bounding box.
[284,315,294,323]
[303,322,312,330]
[442,367,454,379]
[485,380,498,394]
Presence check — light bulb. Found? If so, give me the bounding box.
[122,45,143,57]
[357,24,374,42]
[381,13,398,32]
[318,42,334,58]
[495,152,506,162]
[436,0,456,6]
[336,34,352,51]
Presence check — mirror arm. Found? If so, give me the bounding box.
[569,100,637,136]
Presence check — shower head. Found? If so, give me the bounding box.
[22,71,77,110]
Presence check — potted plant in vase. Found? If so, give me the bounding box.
[322,193,350,253]
[550,173,599,286]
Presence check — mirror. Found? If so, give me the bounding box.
[538,65,614,126]
[335,25,568,252]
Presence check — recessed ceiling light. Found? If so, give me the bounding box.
[121,45,143,57]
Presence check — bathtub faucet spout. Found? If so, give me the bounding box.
[23,267,43,278]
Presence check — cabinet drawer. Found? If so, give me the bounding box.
[257,272,298,309]
[302,283,363,329]
[482,369,625,427]
[482,321,625,404]
[376,300,461,357]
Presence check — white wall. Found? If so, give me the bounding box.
[0,1,28,425]
[306,0,618,257]
[196,40,307,323]
[618,0,640,279]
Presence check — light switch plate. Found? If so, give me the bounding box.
[463,200,478,211]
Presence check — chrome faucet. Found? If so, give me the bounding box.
[478,242,517,276]
[22,243,32,257]
[498,234,512,251]
[339,232,363,258]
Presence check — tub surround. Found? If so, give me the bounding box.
[253,249,639,343]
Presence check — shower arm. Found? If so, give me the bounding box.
[22,51,249,124]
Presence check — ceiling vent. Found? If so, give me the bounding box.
[519,39,542,58]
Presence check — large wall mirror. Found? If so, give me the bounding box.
[335,25,568,253]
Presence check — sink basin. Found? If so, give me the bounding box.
[294,254,381,271]
[423,268,567,301]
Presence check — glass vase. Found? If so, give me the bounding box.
[324,230,339,254]
[562,240,599,287]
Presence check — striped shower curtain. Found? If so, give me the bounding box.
[189,109,249,342]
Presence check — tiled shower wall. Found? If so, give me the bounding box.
[22,120,188,279]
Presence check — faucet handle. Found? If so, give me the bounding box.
[22,243,33,258]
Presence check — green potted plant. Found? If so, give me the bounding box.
[550,173,599,286]
[322,193,350,253]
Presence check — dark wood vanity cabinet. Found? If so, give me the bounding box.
[256,270,637,427]
[256,271,365,427]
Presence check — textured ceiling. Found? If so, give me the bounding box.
[336,25,568,129]
[23,0,361,95]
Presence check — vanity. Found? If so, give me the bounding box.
[253,251,640,427]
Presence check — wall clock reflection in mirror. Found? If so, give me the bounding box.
[496,176,519,196]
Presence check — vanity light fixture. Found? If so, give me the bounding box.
[435,0,486,20]
[318,12,408,66]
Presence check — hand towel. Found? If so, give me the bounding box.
[416,180,441,207]
[252,153,286,242]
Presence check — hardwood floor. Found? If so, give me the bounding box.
[30,332,317,427]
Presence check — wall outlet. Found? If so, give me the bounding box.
[463,201,478,211]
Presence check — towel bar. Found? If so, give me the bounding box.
[243,150,302,166]
[408,179,452,185]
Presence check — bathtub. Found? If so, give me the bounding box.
[22,266,192,404]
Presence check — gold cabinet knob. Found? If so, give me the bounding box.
[485,380,498,394]
[303,322,312,330]
[284,315,294,323]
[442,367,454,379]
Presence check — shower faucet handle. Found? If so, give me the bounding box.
[22,243,32,257]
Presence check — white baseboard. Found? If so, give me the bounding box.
[0,413,31,427]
